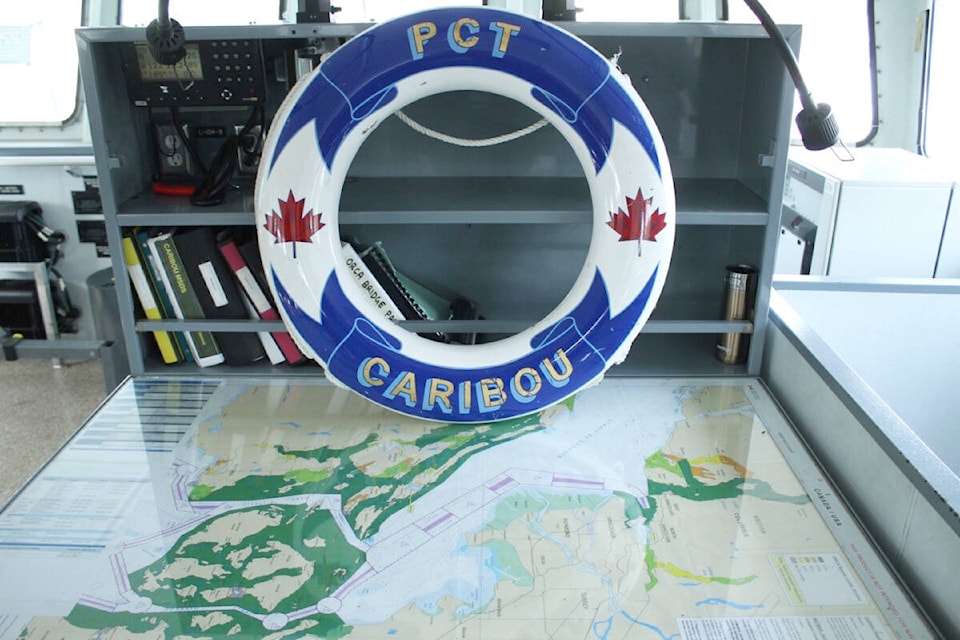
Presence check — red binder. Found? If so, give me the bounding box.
[218,240,305,365]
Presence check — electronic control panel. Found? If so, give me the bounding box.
[121,39,266,107]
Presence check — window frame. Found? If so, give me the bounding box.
[920,0,959,166]
[0,0,93,131]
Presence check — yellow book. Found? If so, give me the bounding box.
[121,236,180,364]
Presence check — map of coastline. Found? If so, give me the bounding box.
[15,380,896,640]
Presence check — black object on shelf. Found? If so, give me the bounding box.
[542,0,578,21]
[173,228,266,365]
[297,0,340,23]
[0,201,45,263]
[0,281,45,339]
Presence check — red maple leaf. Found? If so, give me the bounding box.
[606,187,667,255]
[263,191,325,258]
[646,208,667,242]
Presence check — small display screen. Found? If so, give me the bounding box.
[135,43,203,81]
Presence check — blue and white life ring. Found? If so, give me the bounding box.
[257,7,674,423]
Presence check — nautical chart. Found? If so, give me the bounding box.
[0,378,933,639]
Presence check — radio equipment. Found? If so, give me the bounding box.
[121,39,266,107]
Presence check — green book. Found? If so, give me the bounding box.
[133,227,191,363]
[147,232,224,368]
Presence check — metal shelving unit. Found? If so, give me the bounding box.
[77,20,795,379]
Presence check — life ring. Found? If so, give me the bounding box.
[257,7,674,423]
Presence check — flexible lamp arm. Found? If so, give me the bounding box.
[742,0,840,150]
[157,0,170,26]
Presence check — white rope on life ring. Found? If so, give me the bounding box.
[256,7,675,423]
[394,109,550,147]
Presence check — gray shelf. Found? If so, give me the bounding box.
[115,177,768,227]
[674,178,769,225]
[136,318,752,334]
[116,188,257,227]
[140,333,746,378]
[341,177,590,224]
[609,333,748,377]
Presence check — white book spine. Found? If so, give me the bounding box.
[341,242,405,322]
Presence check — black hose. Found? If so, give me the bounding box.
[741,0,839,149]
[741,0,815,111]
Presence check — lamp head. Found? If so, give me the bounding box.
[145,17,186,66]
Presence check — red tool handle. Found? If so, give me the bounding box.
[152,182,196,197]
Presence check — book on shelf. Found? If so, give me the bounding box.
[346,240,484,344]
[120,234,180,364]
[352,240,448,342]
[133,227,193,363]
[221,234,306,365]
[146,232,225,368]
[240,293,286,365]
[172,227,265,366]
[341,241,405,322]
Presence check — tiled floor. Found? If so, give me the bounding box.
[0,357,107,507]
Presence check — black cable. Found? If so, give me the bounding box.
[152,108,179,160]
[189,106,264,207]
[20,210,80,330]
[742,0,814,111]
[23,212,65,251]
[190,137,239,206]
[48,266,80,332]
[237,105,266,173]
[741,0,840,150]
[170,107,206,174]
[239,104,263,140]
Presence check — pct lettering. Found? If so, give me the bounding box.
[407,21,437,60]
[447,18,480,53]
[488,21,520,59]
[407,18,520,61]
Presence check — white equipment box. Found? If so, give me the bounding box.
[778,147,955,277]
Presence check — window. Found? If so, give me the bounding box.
[120,1,482,27]
[0,2,84,125]
[924,1,960,171]
[322,1,675,24]
[119,0,679,27]
[120,1,282,26]
[727,0,874,143]
[574,1,678,22]
[333,1,480,24]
